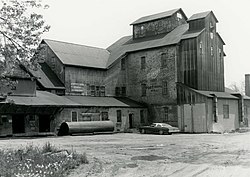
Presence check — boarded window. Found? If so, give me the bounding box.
[122,87,126,96]
[141,83,146,96]
[115,87,121,96]
[161,53,167,67]
[117,110,122,122]
[223,105,229,119]
[140,110,145,123]
[141,56,146,70]
[101,112,109,121]
[71,111,78,122]
[162,81,168,95]
[121,58,125,70]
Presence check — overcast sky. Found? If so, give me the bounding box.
[41,0,250,87]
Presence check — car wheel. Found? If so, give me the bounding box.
[159,130,164,135]
[141,129,145,134]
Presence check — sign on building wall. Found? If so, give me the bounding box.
[70,83,87,95]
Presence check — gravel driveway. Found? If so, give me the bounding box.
[1,132,250,177]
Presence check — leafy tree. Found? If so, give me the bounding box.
[0,0,50,98]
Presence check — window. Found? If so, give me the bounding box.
[141,83,146,96]
[161,53,167,68]
[140,110,145,123]
[121,58,125,70]
[90,85,95,96]
[115,87,121,96]
[223,105,229,119]
[210,32,214,39]
[117,110,122,122]
[140,25,145,35]
[122,87,126,96]
[141,56,146,70]
[211,46,213,56]
[71,111,78,122]
[100,86,105,96]
[162,81,168,95]
[163,107,169,122]
[101,112,109,121]
[96,86,100,96]
[177,12,182,20]
[199,41,203,54]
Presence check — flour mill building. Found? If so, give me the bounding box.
[0,8,244,136]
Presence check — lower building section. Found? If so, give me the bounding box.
[55,107,148,133]
[177,84,241,133]
[0,113,55,136]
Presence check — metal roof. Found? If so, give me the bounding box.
[7,91,80,106]
[181,29,205,40]
[29,63,65,90]
[130,8,186,25]
[106,24,189,67]
[195,90,239,99]
[65,96,145,108]
[43,39,110,69]
[187,11,218,22]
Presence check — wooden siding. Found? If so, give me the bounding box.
[178,12,224,92]
[64,66,106,95]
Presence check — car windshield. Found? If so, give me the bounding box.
[161,123,173,128]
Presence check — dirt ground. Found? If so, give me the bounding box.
[1,132,250,177]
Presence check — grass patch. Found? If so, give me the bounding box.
[0,142,88,177]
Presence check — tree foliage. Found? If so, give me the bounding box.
[0,0,50,89]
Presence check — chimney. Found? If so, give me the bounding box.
[245,74,250,96]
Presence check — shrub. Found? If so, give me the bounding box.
[0,143,88,177]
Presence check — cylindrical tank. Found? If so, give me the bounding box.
[58,121,114,136]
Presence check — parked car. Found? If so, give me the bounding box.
[139,123,180,135]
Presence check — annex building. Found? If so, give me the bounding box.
[0,8,247,136]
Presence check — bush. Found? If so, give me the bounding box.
[0,142,88,177]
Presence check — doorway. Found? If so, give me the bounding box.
[129,113,134,128]
[12,114,25,134]
[39,115,50,132]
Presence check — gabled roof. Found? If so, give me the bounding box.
[65,96,145,108]
[130,8,187,25]
[29,62,65,90]
[42,39,110,69]
[187,11,218,22]
[106,24,189,67]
